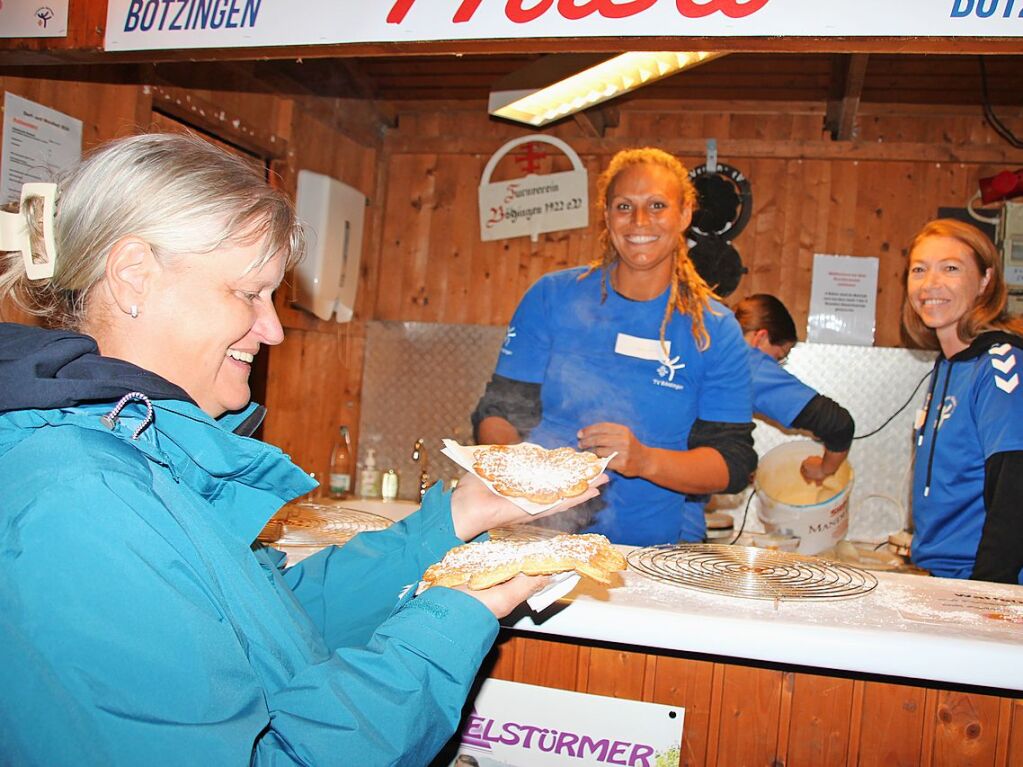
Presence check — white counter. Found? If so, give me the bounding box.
[509,560,1023,692]
[300,499,1023,691]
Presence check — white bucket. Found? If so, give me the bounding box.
[754,440,854,555]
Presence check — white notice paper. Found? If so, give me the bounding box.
[807,254,879,346]
[2,92,82,205]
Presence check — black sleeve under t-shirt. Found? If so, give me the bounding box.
[790,394,855,453]
[973,450,1023,584]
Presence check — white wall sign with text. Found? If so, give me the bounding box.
[0,1,68,38]
[1,92,82,205]
[104,1,1023,51]
[807,253,879,346]
[449,678,683,767]
[479,135,588,243]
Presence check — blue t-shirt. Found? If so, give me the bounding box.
[495,267,752,545]
[748,346,817,428]
[912,339,1023,581]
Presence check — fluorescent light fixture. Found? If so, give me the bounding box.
[489,51,727,127]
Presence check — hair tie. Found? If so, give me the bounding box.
[0,182,58,280]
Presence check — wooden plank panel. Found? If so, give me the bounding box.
[786,673,855,767]
[375,153,438,320]
[856,681,927,767]
[488,634,520,681]
[262,324,364,484]
[1006,698,1023,767]
[931,691,1003,767]
[512,636,581,692]
[647,656,716,767]
[714,665,783,767]
[583,646,648,701]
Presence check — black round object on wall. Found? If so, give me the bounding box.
[692,174,740,235]
[688,163,753,239]
[689,235,748,298]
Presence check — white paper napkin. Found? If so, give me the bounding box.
[526,571,581,611]
[441,439,615,514]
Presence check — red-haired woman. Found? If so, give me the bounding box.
[473,148,756,546]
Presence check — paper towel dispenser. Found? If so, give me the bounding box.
[293,169,366,322]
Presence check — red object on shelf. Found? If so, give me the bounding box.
[979,169,1023,205]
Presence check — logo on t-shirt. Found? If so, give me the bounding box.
[653,349,686,391]
[989,344,1019,393]
[500,326,517,356]
[656,350,685,382]
[937,396,957,428]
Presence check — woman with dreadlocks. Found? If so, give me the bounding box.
[473,147,756,545]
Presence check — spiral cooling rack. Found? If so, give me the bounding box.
[258,503,392,547]
[626,544,878,601]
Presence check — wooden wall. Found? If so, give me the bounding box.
[487,633,1023,767]
[369,99,1023,348]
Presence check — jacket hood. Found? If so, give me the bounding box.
[949,330,1023,362]
[0,322,194,413]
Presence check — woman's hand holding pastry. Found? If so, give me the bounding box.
[452,573,551,619]
[577,422,648,477]
[450,471,607,541]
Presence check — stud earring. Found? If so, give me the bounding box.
[130,304,138,319]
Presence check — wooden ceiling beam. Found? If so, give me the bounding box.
[824,53,869,141]
[233,60,396,146]
[386,134,1022,165]
[572,105,619,138]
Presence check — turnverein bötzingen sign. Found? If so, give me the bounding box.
[104,1,1022,51]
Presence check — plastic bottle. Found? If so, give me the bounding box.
[381,469,399,502]
[358,448,381,499]
[329,426,353,499]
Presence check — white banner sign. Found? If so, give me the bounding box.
[104,1,1023,51]
[807,253,879,346]
[450,679,683,767]
[1,92,82,205]
[479,135,589,243]
[0,0,68,38]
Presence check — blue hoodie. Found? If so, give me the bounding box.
[0,322,497,766]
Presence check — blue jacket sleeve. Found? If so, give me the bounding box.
[1,478,497,766]
[282,482,466,649]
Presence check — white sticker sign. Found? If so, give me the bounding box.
[479,135,588,243]
[1,92,82,205]
[0,0,68,38]
[807,253,879,346]
[104,1,1023,51]
[450,679,683,767]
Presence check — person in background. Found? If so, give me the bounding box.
[903,218,1023,584]
[0,133,606,765]
[473,147,756,546]
[734,293,855,484]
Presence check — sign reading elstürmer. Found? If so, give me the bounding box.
[104,1,1022,51]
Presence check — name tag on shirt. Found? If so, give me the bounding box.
[615,333,668,361]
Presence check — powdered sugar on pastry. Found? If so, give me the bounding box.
[422,533,627,590]
[473,444,602,504]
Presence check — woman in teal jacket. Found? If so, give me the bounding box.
[0,133,604,766]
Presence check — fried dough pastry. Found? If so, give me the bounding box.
[472,444,603,504]
[422,533,627,590]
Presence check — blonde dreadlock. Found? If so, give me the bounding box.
[579,147,719,351]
